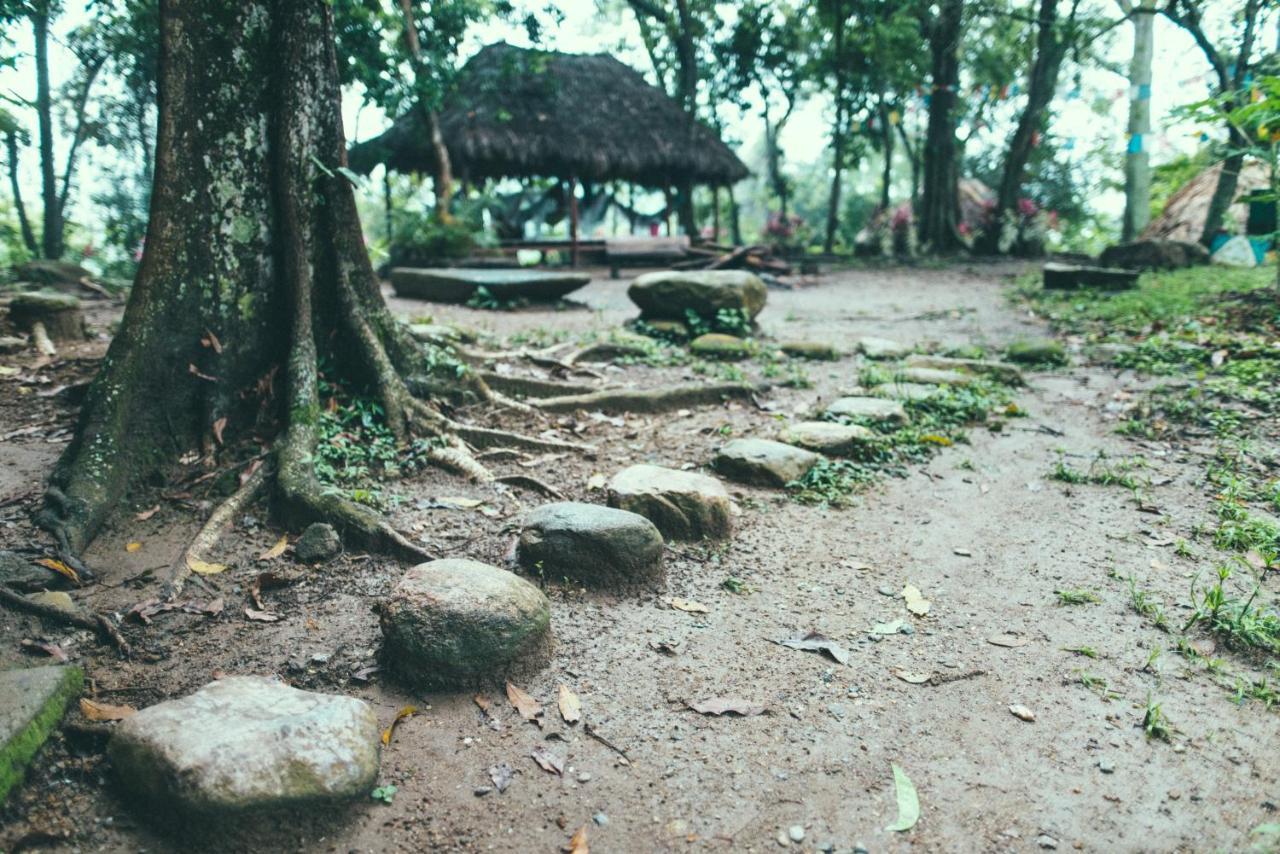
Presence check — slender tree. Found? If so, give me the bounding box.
[917,0,965,251]
[1118,0,1155,242]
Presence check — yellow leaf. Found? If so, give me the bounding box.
[186,554,227,575]
[557,685,581,725]
[125,542,142,553]
[258,535,288,561]
[382,705,418,746]
[920,433,953,447]
[667,597,709,614]
[902,584,931,617]
[566,825,589,854]
[35,557,80,585]
[506,681,543,724]
[80,698,135,721]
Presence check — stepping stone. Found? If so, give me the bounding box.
[778,421,876,455]
[713,438,821,487]
[294,522,340,563]
[1005,338,1067,366]
[1042,262,1138,290]
[824,396,907,424]
[607,464,732,541]
[628,270,767,321]
[870,381,943,401]
[390,268,590,303]
[26,591,79,615]
[904,354,1024,385]
[1,666,83,804]
[857,336,910,359]
[109,676,378,814]
[779,341,838,360]
[380,559,551,687]
[7,291,85,341]
[515,502,664,588]
[690,333,751,360]
[897,366,973,386]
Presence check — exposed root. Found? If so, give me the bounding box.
[428,437,494,482]
[448,422,595,454]
[478,371,599,400]
[564,341,651,365]
[495,474,565,499]
[163,462,270,601]
[0,583,131,658]
[534,382,761,414]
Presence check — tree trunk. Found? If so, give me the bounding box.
[897,122,920,212]
[4,132,38,255]
[32,2,62,260]
[918,0,964,252]
[824,105,846,255]
[39,0,493,559]
[728,186,742,246]
[396,0,453,221]
[1121,3,1155,242]
[879,100,894,210]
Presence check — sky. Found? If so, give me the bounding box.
[1,0,1272,247]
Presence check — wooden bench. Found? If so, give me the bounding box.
[605,236,692,278]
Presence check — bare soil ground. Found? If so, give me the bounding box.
[2,263,1277,853]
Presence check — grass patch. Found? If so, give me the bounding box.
[1057,588,1101,606]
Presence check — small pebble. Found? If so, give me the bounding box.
[1037,835,1059,849]
[877,584,895,596]
[577,772,592,783]
[1098,758,1115,774]
[593,813,609,826]
[789,825,806,843]
[473,786,491,797]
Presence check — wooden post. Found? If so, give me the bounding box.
[569,176,580,268]
[712,186,721,244]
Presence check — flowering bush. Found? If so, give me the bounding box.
[762,211,810,253]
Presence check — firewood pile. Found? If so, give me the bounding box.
[670,243,792,275]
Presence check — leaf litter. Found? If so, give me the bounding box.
[884,764,920,832]
[558,685,581,724]
[774,630,850,665]
[506,681,543,726]
[688,697,766,717]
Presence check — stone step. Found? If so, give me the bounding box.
[515,502,664,588]
[607,464,732,541]
[713,438,822,487]
[1,665,83,804]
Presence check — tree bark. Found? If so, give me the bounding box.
[1120,1,1155,241]
[39,0,489,557]
[32,1,62,260]
[917,0,964,252]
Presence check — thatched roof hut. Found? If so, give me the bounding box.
[1142,160,1270,243]
[348,43,749,189]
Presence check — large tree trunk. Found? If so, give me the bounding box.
[917,0,964,252]
[39,0,495,560]
[1121,1,1155,242]
[980,0,1072,254]
[32,1,62,260]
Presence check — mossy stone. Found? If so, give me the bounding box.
[1005,338,1067,366]
[779,340,839,360]
[690,333,751,360]
[1,666,83,804]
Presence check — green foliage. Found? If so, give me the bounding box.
[1056,589,1100,606]
[786,458,877,507]
[683,306,753,337]
[391,211,478,260]
[1183,564,1280,656]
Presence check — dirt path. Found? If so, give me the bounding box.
[3,264,1277,852]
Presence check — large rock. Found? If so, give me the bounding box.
[857,336,910,359]
[1,666,83,804]
[897,366,973,386]
[8,291,85,340]
[294,523,340,563]
[607,464,732,541]
[690,333,751,360]
[0,551,60,592]
[824,396,907,424]
[390,268,590,303]
[515,502,664,588]
[380,559,551,687]
[713,438,821,487]
[778,421,876,455]
[1099,239,1209,271]
[870,381,942,401]
[628,270,767,322]
[109,677,377,814]
[904,354,1024,385]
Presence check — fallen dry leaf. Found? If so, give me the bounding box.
[689,697,766,717]
[21,638,67,661]
[258,535,288,561]
[134,505,160,521]
[35,557,80,586]
[211,416,227,445]
[382,705,417,746]
[1008,704,1036,722]
[775,631,849,665]
[902,584,931,617]
[953,547,972,557]
[506,681,543,725]
[987,634,1029,648]
[187,554,227,575]
[80,698,136,721]
[244,608,281,622]
[564,825,589,854]
[894,670,931,684]
[125,542,142,553]
[558,684,581,725]
[531,745,564,775]
[488,762,514,792]
[667,597,709,614]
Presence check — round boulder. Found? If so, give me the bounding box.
[713,438,821,487]
[628,270,767,322]
[380,559,551,687]
[516,502,664,589]
[897,366,973,386]
[108,676,379,814]
[778,421,877,455]
[607,464,732,541]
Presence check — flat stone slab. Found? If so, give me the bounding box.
[870,381,943,401]
[896,367,973,386]
[1042,262,1138,291]
[904,354,1024,385]
[380,559,551,687]
[778,421,876,455]
[690,333,751,360]
[713,438,821,488]
[390,268,590,303]
[516,502,664,588]
[1,666,83,804]
[824,396,907,424]
[607,464,732,541]
[857,336,910,359]
[628,270,767,321]
[779,341,839,360]
[109,677,378,814]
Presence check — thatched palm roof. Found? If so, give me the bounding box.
[348,43,748,188]
[1142,160,1270,243]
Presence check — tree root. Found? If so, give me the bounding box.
[448,422,595,454]
[564,341,651,365]
[495,474,565,499]
[478,371,599,399]
[533,382,761,414]
[0,583,131,658]
[163,462,270,601]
